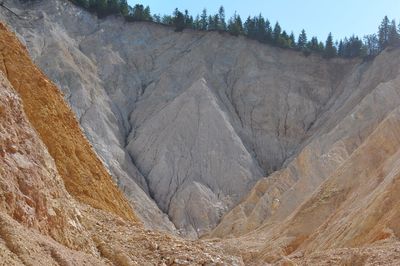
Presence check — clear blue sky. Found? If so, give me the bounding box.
[128,0,400,41]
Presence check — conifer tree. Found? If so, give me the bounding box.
[388,19,399,46]
[173,8,185,32]
[297,29,307,50]
[119,0,129,16]
[273,22,282,45]
[324,32,337,58]
[364,34,379,56]
[95,0,107,17]
[227,12,243,36]
[337,40,344,57]
[264,20,272,42]
[255,14,267,42]
[378,16,390,49]
[289,32,296,48]
[244,16,256,38]
[218,6,226,30]
[200,9,208,30]
[308,37,321,52]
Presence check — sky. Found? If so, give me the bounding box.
[127,0,400,41]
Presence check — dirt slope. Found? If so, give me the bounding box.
[214,47,400,264]
[0,22,136,222]
[0,21,242,265]
[0,0,360,235]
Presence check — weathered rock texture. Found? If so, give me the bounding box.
[0,22,136,223]
[2,1,400,264]
[211,46,400,238]
[0,0,363,236]
[212,47,400,265]
[0,22,242,265]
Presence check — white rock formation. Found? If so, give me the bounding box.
[0,0,361,236]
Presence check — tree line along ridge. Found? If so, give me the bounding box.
[71,0,400,59]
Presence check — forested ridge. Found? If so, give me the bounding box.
[71,0,399,59]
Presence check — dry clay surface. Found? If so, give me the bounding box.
[0,0,361,236]
[0,22,242,265]
[213,47,400,265]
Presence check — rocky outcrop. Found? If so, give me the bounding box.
[211,46,400,238]
[213,47,400,265]
[127,78,263,236]
[0,0,359,235]
[0,21,242,265]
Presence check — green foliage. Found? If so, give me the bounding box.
[218,6,226,31]
[227,12,243,36]
[297,29,307,50]
[378,16,390,49]
[337,36,365,58]
[308,37,323,53]
[68,1,398,59]
[364,34,379,57]
[199,9,208,30]
[125,4,152,21]
[324,33,337,58]
[173,8,185,32]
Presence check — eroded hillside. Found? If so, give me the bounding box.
[2,0,400,265]
[0,0,363,237]
[0,22,242,265]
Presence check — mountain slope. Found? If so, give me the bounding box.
[213,47,400,265]
[0,21,241,265]
[0,0,360,235]
[0,22,136,222]
[211,46,400,238]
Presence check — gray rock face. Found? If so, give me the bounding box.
[127,79,262,236]
[1,0,359,236]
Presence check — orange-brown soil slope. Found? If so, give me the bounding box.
[0,23,136,222]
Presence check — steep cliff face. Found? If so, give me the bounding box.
[0,22,241,265]
[211,47,400,238]
[213,47,400,265]
[0,0,361,236]
[0,22,136,223]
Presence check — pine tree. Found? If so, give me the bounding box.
[153,14,161,23]
[173,8,185,32]
[227,12,243,36]
[388,19,400,46]
[297,29,307,50]
[95,0,107,17]
[183,10,193,28]
[119,0,129,16]
[378,16,390,50]
[144,6,151,20]
[208,15,216,30]
[107,0,120,14]
[161,15,173,25]
[337,40,344,57]
[193,15,200,29]
[308,37,321,52]
[281,31,290,48]
[218,6,226,31]
[289,32,296,48]
[324,32,337,58]
[364,34,379,56]
[200,9,208,30]
[273,22,282,45]
[255,14,266,42]
[244,16,256,38]
[264,20,272,43]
